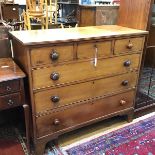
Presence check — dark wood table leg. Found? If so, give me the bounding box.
[23,104,30,154]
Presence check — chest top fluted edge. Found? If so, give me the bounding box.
[9,25,148,46]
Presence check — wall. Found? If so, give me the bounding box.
[14,0,26,5]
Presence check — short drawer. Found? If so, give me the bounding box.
[36,91,134,138]
[34,72,137,113]
[30,44,74,67]
[0,93,21,110]
[0,80,20,95]
[114,37,145,54]
[32,54,141,89]
[77,41,112,59]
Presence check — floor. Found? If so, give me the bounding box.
[0,106,155,155]
[58,107,155,149]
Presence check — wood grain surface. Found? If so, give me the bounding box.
[34,72,137,113]
[36,91,134,138]
[117,0,153,30]
[0,58,25,82]
[10,25,148,46]
[32,54,140,90]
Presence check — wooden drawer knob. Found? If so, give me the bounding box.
[51,96,60,103]
[126,43,133,49]
[122,80,129,86]
[6,86,12,91]
[8,99,14,106]
[120,100,126,106]
[50,72,60,81]
[53,119,60,125]
[124,60,131,67]
[50,51,59,61]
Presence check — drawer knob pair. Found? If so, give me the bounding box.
[51,96,60,103]
[50,51,59,61]
[124,60,131,67]
[50,72,60,81]
[53,119,60,125]
[127,43,133,49]
[122,80,129,86]
[8,99,14,106]
[120,100,126,106]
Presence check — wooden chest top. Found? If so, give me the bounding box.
[9,25,148,46]
[0,58,25,82]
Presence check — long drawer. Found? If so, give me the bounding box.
[34,72,137,113]
[32,54,141,89]
[36,90,134,138]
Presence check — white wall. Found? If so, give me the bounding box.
[14,0,26,5]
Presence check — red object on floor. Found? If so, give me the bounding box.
[0,139,25,155]
[65,115,155,155]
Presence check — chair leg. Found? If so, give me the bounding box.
[27,12,31,30]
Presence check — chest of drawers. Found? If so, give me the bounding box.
[10,25,147,155]
[0,58,30,152]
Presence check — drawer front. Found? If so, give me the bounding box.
[77,41,112,59]
[0,93,21,110]
[114,37,145,54]
[30,44,74,66]
[32,54,141,89]
[0,80,20,95]
[34,72,137,113]
[36,91,135,138]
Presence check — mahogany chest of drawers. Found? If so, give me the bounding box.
[0,58,30,152]
[10,25,147,155]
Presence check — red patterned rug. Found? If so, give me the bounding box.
[0,125,28,155]
[46,113,155,155]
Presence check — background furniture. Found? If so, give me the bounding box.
[10,25,147,155]
[24,0,48,30]
[135,2,155,111]
[0,58,30,152]
[23,0,58,30]
[77,5,119,26]
[117,0,153,30]
[1,3,19,22]
[58,1,78,27]
[0,23,12,58]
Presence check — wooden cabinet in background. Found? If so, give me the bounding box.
[1,4,19,21]
[77,5,119,26]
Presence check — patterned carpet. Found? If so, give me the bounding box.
[139,67,155,100]
[45,113,155,155]
[0,125,29,155]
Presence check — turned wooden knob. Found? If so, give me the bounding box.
[124,60,131,67]
[120,100,126,106]
[50,50,59,61]
[8,99,14,106]
[50,72,60,81]
[53,119,60,125]
[51,96,60,103]
[126,43,133,49]
[6,86,12,91]
[122,80,129,86]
